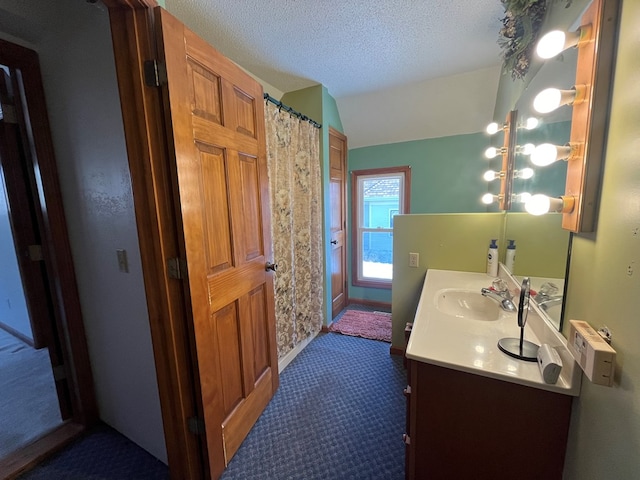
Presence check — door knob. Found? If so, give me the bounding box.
[330,240,337,245]
[265,261,278,272]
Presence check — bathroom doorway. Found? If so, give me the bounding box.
[0,47,96,476]
[0,65,64,460]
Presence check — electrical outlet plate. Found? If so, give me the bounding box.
[409,252,419,268]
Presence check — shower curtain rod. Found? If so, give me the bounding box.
[264,93,322,128]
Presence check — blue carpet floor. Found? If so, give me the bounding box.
[16,423,168,480]
[17,326,405,479]
[221,332,405,480]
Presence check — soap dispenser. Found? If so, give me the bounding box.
[505,239,516,272]
[486,239,498,277]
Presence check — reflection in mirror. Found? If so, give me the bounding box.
[511,46,576,212]
[502,212,570,330]
[491,0,593,331]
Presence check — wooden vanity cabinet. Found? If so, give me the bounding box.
[404,359,573,480]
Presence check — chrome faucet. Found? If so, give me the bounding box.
[535,282,563,311]
[536,295,563,311]
[481,287,517,312]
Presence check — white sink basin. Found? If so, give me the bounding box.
[435,288,500,321]
[406,268,582,397]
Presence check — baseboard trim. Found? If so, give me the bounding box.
[0,421,84,479]
[0,322,34,348]
[389,345,405,357]
[320,323,332,333]
[347,298,392,310]
[278,330,319,373]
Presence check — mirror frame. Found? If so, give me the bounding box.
[562,0,620,232]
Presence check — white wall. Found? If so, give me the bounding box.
[336,65,502,148]
[0,0,166,462]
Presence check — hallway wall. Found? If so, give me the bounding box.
[0,0,166,462]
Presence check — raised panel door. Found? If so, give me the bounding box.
[156,9,278,478]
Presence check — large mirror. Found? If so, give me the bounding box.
[491,0,593,330]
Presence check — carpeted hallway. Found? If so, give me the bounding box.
[0,328,62,459]
[17,327,405,479]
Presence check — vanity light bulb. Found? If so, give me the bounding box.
[533,88,577,114]
[533,88,562,113]
[520,143,535,155]
[516,192,532,204]
[483,170,497,182]
[486,122,500,135]
[518,168,534,179]
[484,147,500,159]
[524,194,552,216]
[481,193,495,205]
[531,143,559,166]
[536,29,584,59]
[525,117,539,130]
[536,30,567,59]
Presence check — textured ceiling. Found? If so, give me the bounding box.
[165,0,506,99]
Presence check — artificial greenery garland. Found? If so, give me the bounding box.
[498,0,549,80]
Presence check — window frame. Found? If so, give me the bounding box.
[351,166,411,289]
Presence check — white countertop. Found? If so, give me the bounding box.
[405,268,581,396]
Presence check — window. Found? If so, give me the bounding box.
[351,166,411,288]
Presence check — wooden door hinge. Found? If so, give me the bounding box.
[167,257,187,280]
[143,59,167,87]
[27,244,43,261]
[188,416,205,435]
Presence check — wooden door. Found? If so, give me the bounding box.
[0,70,72,419]
[155,9,279,478]
[329,128,347,318]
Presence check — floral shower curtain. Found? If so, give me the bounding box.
[264,102,323,359]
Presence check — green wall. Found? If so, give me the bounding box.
[562,1,640,477]
[504,213,570,278]
[281,85,344,325]
[281,85,323,126]
[349,133,489,214]
[348,133,489,303]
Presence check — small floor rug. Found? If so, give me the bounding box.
[329,309,392,342]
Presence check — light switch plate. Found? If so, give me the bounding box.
[117,249,129,273]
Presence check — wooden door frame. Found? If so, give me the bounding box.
[329,127,348,318]
[0,40,98,477]
[104,1,205,478]
[0,70,49,350]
